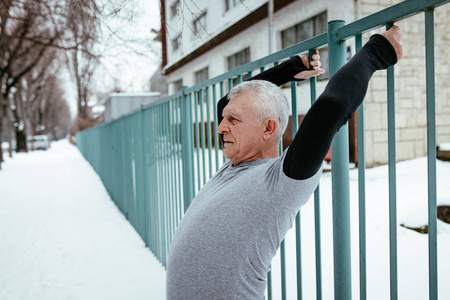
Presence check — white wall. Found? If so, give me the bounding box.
[103,94,160,122]
[165,0,356,93]
[165,0,267,66]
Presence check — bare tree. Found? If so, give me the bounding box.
[43,92,71,141]
[0,0,62,163]
[28,74,71,142]
[64,0,100,120]
[0,0,159,168]
[0,0,97,164]
[19,50,71,145]
[22,50,58,134]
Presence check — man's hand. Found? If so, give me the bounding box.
[294,50,325,80]
[382,25,403,61]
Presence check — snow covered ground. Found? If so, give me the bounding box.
[0,140,166,300]
[270,155,450,299]
[0,139,449,300]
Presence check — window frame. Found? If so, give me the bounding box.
[193,11,207,36]
[170,0,180,19]
[172,79,183,93]
[280,11,329,81]
[171,33,182,51]
[224,0,238,12]
[227,47,251,71]
[194,67,209,85]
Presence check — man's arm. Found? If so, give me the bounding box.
[283,26,403,180]
[217,54,324,124]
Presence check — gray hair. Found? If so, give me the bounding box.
[228,80,289,139]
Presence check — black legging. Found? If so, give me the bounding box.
[217,34,397,180]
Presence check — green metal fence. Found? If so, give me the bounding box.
[77,0,448,298]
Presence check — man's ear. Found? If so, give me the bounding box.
[263,118,278,140]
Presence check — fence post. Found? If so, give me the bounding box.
[328,20,352,300]
[425,8,438,300]
[180,87,195,211]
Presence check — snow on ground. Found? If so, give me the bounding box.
[0,140,166,300]
[439,142,450,151]
[270,156,450,299]
[0,139,449,300]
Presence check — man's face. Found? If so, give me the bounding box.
[217,92,267,165]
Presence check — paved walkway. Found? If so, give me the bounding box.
[0,140,166,300]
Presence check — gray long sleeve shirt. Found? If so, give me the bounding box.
[166,151,322,299]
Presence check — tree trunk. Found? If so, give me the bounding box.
[0,99,5,168]
[15,129,27,152]
[12,85,28,153]
[0,116,3,168]
[8,115,13,157]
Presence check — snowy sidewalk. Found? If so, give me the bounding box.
[0,140,166,300]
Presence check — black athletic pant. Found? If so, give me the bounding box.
[217,34,397,180]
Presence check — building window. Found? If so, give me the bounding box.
[193,12,207,36]
[171,34,182,51]
[227,47,250,87]
[281,12,327,48]
[170,0,180,19]
[194,67,209,84]
[225,0,238,11]
[172,79,183,92]
[281,11,328,80]
[227,47,250,71]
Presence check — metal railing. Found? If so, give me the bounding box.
[76,0,448,298]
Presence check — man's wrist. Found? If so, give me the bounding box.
[368,34,398,67]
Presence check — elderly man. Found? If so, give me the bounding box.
[167,26,403,299]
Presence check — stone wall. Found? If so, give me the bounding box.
[362,0,450,166]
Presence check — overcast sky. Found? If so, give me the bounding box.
[64,0,162,117]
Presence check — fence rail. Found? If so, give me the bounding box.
[77,0,448,298]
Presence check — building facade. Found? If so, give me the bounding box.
[160,0,450,166]
[102,92,161,123]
